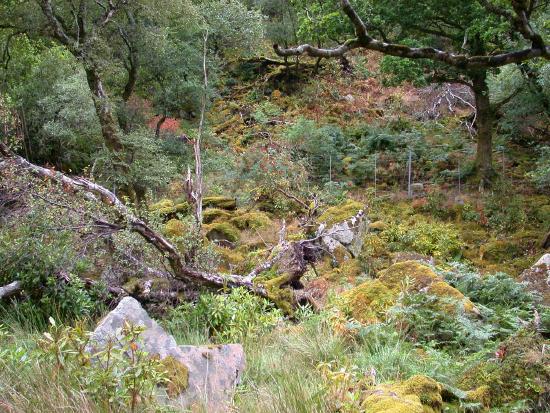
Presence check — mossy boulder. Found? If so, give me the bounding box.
[317,199,364,227]
[362,375,444,413]
[340,279,396,323]
[263,273,295,315]
[164,219,187,238]
[203,208,233,224]
[203,196,237,210]
[378,261,478,315]
[459,330,550,409]
[339,261,478,324]
[325,258,363,282]
[205,222,240,244]
[230,211,272,230]
[149,199,189,216]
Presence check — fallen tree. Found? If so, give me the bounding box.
[0,142,366,311]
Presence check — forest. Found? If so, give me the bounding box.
[0,0,549,412]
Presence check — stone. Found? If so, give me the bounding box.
[88,297,245,412]
[317,201,368,257]
[411,182,424,193]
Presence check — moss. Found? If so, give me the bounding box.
[459,330,550,408]
[264,273,294,315]
[203,208,232,224]
[369,221,388,232]
[164,219,186,238]
[317,199,364,227]
[362,375,443,413]
[340,279,396,323]
[230,211,272,230]
[149,199,174,211]
[160,355,189,398]
[479,239,523,262]
[205,222,240,243]
[203,196,237,210]
[123,277,141,294]
[377,261,478,315]
[214,245,245,271]
[466,385,491,408]
[326,258,362,282]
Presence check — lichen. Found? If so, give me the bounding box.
[160,355,189,398]
[203,196,237,211]
[317,199,364,227]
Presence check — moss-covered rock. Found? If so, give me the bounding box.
[317,199,364,227]
[203,208,233,224]
[164,219,186,238]
[205,222,240,244]
[459,330,550,409]
[160,355,189,398]
[479,239,523,262]
[230,211,272,230]
[340,279,396,323]
[378,261,478,315]
[362,375,443,413]
[203,196,237,210]
[149,199,189,216]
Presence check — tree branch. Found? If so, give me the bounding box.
[0,281,22,300]
[275,0,550,69]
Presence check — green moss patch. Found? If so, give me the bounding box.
[160,355,189,398]
[205,222,240,243]
[203,208,233,224]
[317,199,364,227]
[203,196,237,210]
[230,211,272,230]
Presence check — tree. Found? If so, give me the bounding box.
[275,0,550,187]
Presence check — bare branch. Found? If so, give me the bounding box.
[0,281,22,300]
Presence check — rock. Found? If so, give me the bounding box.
[88,297,245,412]
[342,94,355,103]
[317,200,368,257]
[205,222,241,244]
[519,253,550,304]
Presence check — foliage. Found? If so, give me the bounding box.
[0,318,169,412]
[0,223,104,325]
[382,219,464,259]
[165,287,283,343]
[527,146,550,192]
[482,189,527,233]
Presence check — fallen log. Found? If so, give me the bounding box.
[0,143,366,311]
[0,281,22,300]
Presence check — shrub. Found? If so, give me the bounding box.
[382,219,464,259]
[164,288,283,343]
[526,146,550,192]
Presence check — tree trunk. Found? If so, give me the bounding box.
[155,115,167,139]
[471,70,494,189]
[84,64,124,152]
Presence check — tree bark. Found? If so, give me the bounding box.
[471,70,494,189]
[84,64,124,152]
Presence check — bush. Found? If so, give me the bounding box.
[382,219,464,259]
[164,288,283,343]
[527,146,550,192]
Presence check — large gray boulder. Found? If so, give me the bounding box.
[88,297,245,412]
[319,208,368,258]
